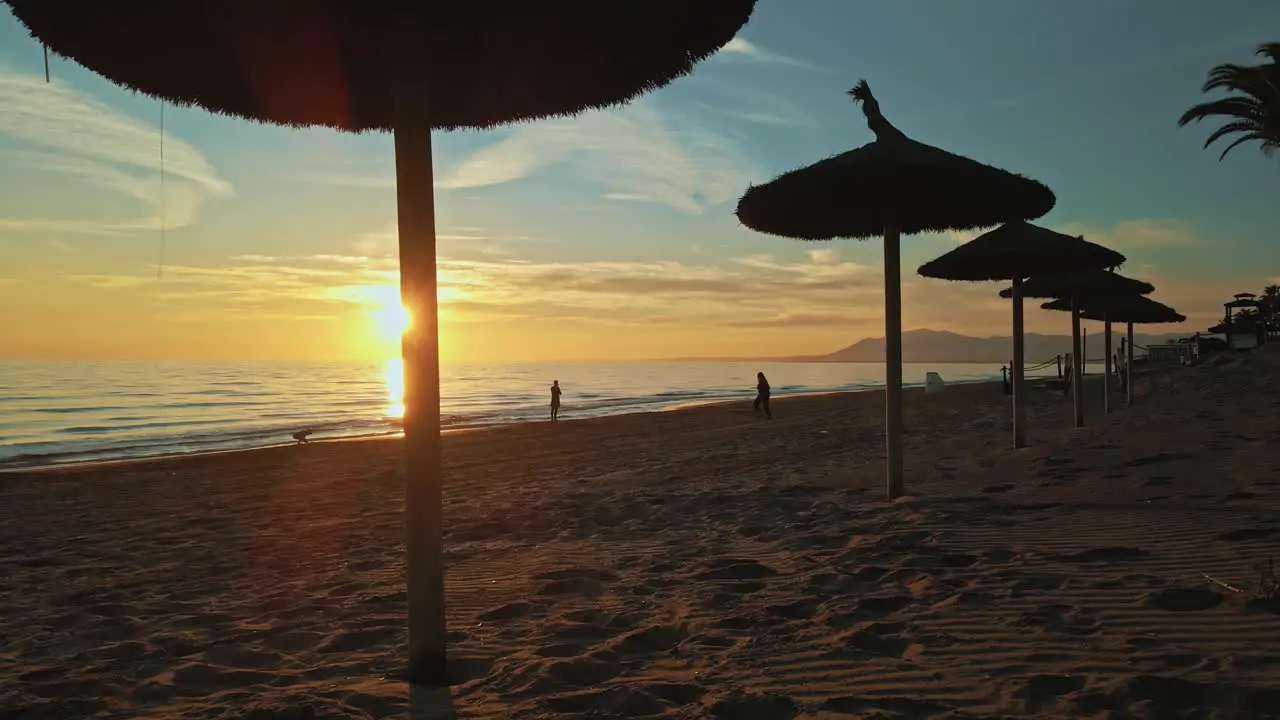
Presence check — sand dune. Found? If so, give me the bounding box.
[3,354,1280,719]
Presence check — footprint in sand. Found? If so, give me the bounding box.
[611,623,688,655]
[543,654,623,687]
[1144,587,1223,612]
[543,686,669,717]
[820,696,955,717]
[835,564,891,583]
[1011,673,1089,714]
[707,693,798,720]
[1060,546,1148,563]
[930,589,996,611]
[1012,604,1100,636]
[478,600,545,624]
[904,551,982,571]
[316,626,400,653]
[693,558,776,595]
[764,599,820,622]
[533,567,617,597]
[1125,674,1216,709]
[792,531,851,550]
[823,595,914,628]
[1124,452,1193,468]
[836,621,920,659]
[1218,527,1279,542]
[856,594,913,615]
[1224,491,1261,501]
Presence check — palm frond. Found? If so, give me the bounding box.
[1181,41,1280,162]
[1217,131,1269,160]
[1177,97,1264,126]
[1202,120,1262,150]
[1257,42,1280,63]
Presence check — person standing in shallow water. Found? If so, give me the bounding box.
[549,380,562,421]
[754,372,772,419]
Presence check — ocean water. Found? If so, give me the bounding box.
[0,360,1002,469]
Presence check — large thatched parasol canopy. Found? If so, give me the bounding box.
[917,222,1121,449]
[5,1,756,131]
[5,0,759,687]
[918,222,1122,282]
[1000,269,1154,300]
[736,85,1055,240]
[734,79,1054,499]
[1041,295,1186,324]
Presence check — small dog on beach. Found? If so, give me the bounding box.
[292,429,313,444]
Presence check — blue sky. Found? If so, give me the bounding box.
[0,1,1277,362]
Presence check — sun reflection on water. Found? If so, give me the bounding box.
[384,357,405,420]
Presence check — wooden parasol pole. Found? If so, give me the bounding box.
[1070,296,1084,428]
[1126,322,1135,407]
[883,221,904,499]
[1103,315,1112,414]
[392,20,448,686]
[1011,276,1026,448]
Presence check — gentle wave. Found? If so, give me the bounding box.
[0,360,1002,469]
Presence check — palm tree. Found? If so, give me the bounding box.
[1177,42,1280,160]
[1261,284,1280,327]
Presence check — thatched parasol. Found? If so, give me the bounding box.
[918,222,1122,448]
[1041,295,1185,406]
[735,80,1055,499]
[1000,270,1154,426]
[5,0,758,686]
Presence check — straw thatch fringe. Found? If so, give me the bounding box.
[999,270,1154,300]
[1041,295,1186,324]
[6,1,757,131]
[918,221,1123,282]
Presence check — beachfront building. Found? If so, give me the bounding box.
[1213,294,1266,350]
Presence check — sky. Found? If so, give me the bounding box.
[1,0,1278,364]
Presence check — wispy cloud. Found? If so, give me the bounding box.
[712,38,816,69]
[687,79,816,128]
[1055,219,1197,251]
[60,238,1220,343]
[0,70,232,235]
[436,100,758,214]
[61,243,884,326]
[932,219,1196,252]
[285,171,395,190]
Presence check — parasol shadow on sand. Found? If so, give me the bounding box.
[1042,295,1185,407]
[917,222,1122,448]
[4,0,759,687]
[1002,270,1154,426]
[735,80,1055,499]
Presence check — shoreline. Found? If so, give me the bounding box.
[2,377,1003,475]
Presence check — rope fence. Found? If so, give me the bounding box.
[999,352,1132,396]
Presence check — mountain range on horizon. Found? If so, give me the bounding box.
[670,328,1188,364]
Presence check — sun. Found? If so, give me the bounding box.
[371,295,412,341]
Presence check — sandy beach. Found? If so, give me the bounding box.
[3,354,1280,719]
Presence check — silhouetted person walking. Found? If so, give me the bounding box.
[550,380,562,420]
[754,371,772,419]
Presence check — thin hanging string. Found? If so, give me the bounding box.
[157,101,167,280]
[43,44,50,82]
